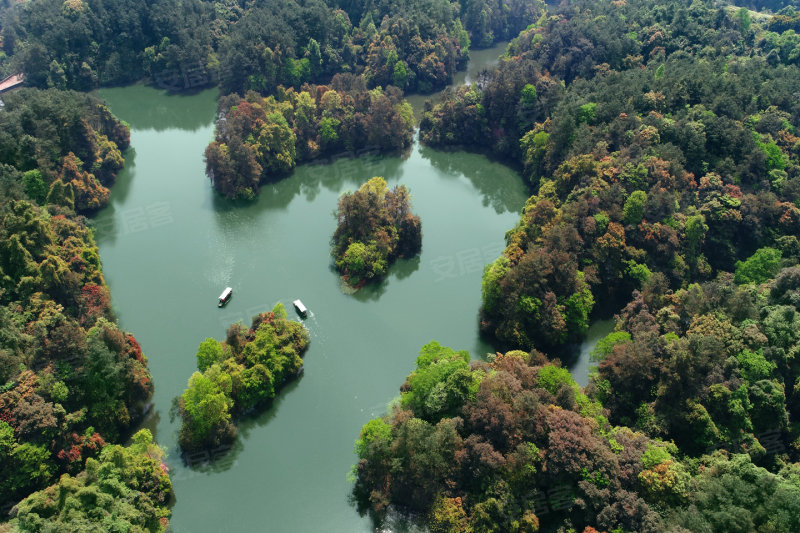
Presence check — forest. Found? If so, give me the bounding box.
[2,0,800,530]
[355,342,800,532]
[0,89,169,530]
[353,0,800,530]
[205,77,414,199]
[332,176,422,287]
[177,303,310,452]
[0,0,545,95]
[0,89,129,213]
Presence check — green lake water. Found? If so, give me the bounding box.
[405,41,508,120]
[94,43,604,531]
[95,86,528,532]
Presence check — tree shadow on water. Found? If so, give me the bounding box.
[108,147,137,204]
[236,377,303,438]
[172,374,304,483]
[99,85,218,132]
[392,255,421,281]
[418,144,530,215]
[208,150,409,226]
[348,490,427,533]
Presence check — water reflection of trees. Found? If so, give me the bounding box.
[98,86,218,132]
[212,151,408,216]
[418,145,530,215]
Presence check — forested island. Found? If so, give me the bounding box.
[205,78,414,199]
[177,304,309,452]
[332,177,422,287]
[2,0,800,531]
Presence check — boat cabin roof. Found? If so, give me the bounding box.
[219,287,232,300]
[293,299,307,313]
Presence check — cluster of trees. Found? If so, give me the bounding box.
[3,429,172,532]
[354,343,800,532]
[0,0,214,89]
[354,0,800,530]
[332,177,422,287]
[178,303,310,452]
[418,0,800,353]
[0,199,155,508]
[205,77,414,199]
[0,89,129,213]
[0,89,159,522]
[589,263,800,464]
[1,0,546,95]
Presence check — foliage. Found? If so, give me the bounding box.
[1,0,546,94]
[419,0,800,357]
[0,92,151,515]
[589,270,800,463]
[735,247,783,284]
[0,89,129,213]
[9,430,172,532]
[354,346,800,531]
[332,176,422,287]
[177,303,310,452]
[206,81,414,199]
[0,204,151,508]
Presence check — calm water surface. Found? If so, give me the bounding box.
[405,41,508,120]
[96,79,528,531]
[94,44,605,532]
[571,319,616,388]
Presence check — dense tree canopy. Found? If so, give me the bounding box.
[350,1,800,531]
[419,0,800,355]
[0,88,155,523]
[355,344,800,532]
[4,429,171,532]
[0,0,546,95]
[205,78,414,199]
[0,89,129,213]
[178,303,310,452]
[332,176,422,287]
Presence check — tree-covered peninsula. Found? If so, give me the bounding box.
[420,0,800,354]
[332,176,422,287]
[205,77,414,199]
[355,342,800,532]
[177,304,309,452]
[0,89,129,213]
[353,0,800,531]
[0,89,167,527]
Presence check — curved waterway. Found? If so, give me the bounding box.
[96,80,529,530]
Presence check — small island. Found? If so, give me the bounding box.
[177,303,309,453]
[331,176,422,288]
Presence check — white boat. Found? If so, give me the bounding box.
[218,287,232,307]
[292,299,307,316]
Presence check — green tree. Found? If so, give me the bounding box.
[22,170,47,204]
[734,247,782,285]
[623,190,647,225]
[179,365,234,449]
[197,337,225,372]
[521,84,537,106]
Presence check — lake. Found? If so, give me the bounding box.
[96,83,529,533]
[94,43,606,532]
